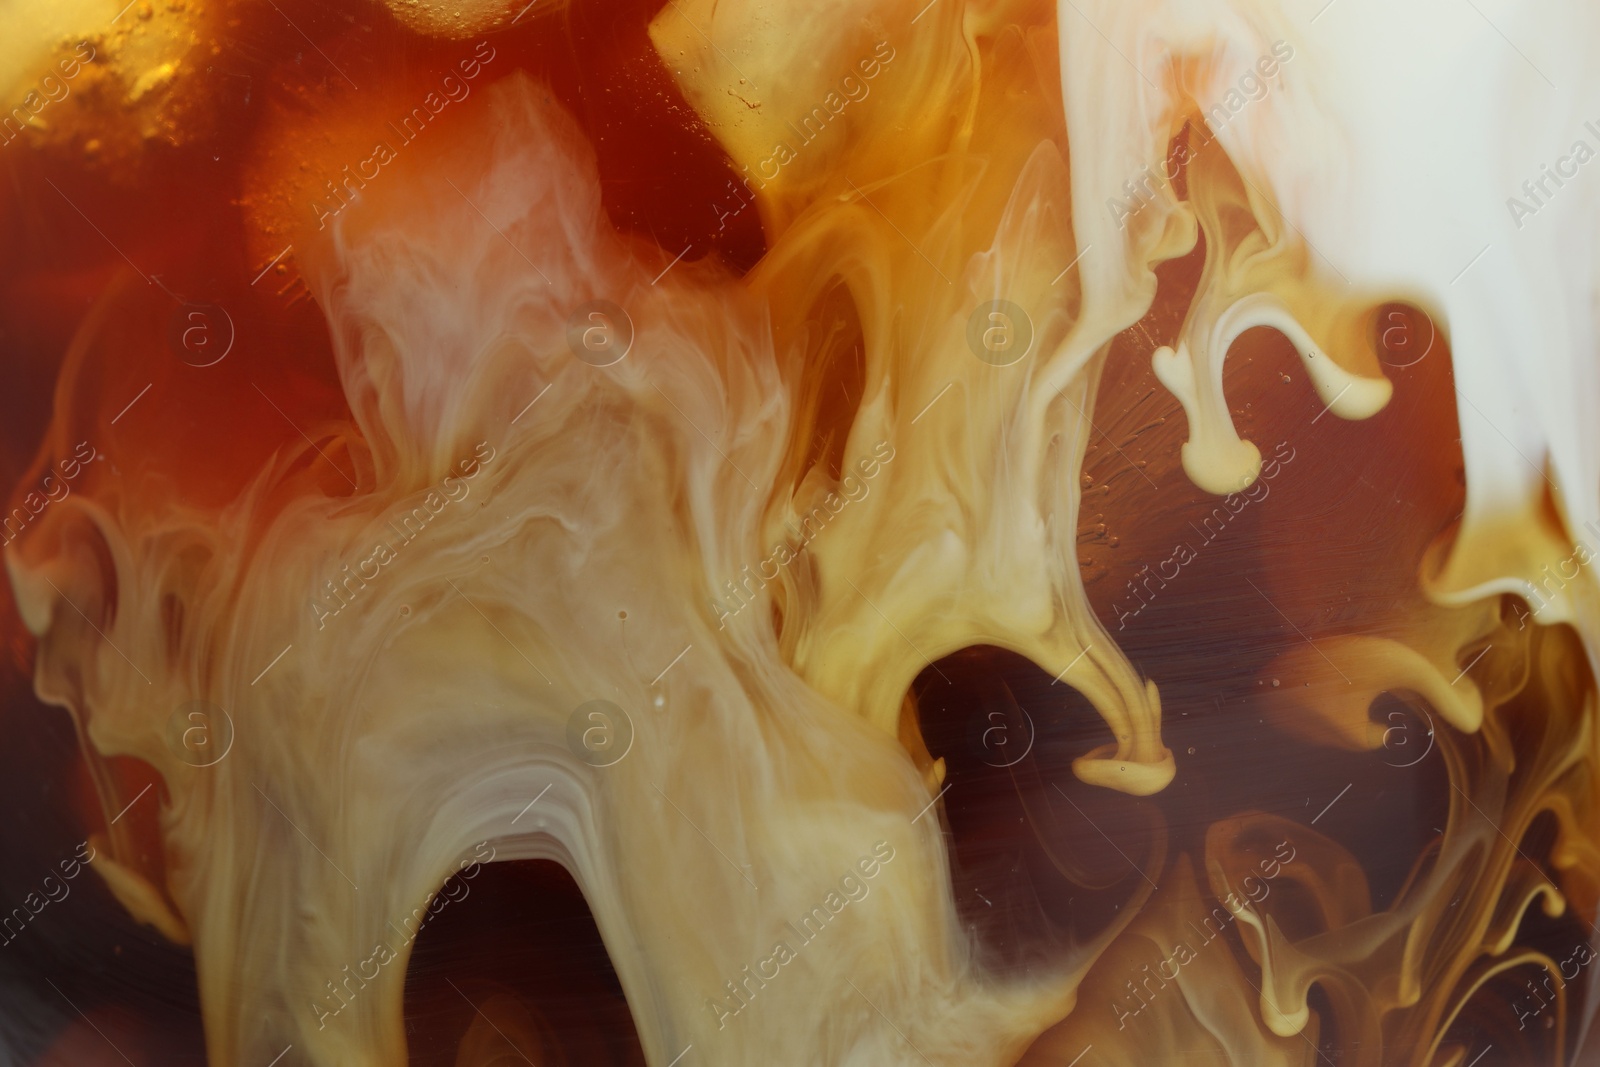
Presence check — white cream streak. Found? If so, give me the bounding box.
[1054,0,1600,634]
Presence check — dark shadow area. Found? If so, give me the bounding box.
[404,858,645,1067]
[910,645,1165,978]
[0,674,205,1066]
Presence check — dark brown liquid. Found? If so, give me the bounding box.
[404,860,645,1067]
